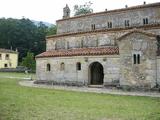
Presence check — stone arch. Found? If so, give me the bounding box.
[46,63,51,71]
[60,62,65,71]
[89,62,104,85]
[76,62,81,71]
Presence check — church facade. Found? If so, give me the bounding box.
[36,2,160,89]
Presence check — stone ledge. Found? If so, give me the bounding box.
[34,80,160,92]
[34,80,84,87]
[20,80,160,97]
[119,85,160,92]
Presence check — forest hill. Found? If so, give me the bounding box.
[0,18,56,62]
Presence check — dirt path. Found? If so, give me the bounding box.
[19,80,160,98]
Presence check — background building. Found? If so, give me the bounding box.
[0,49,18,68]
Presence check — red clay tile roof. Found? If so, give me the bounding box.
[36,47,119,58]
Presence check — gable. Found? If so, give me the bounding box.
[118,30,157,56]
[117,30,157,41]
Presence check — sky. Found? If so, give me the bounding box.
[0,0,159,24]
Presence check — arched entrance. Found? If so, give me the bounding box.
[89,62,104,85]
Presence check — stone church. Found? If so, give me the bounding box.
[36,2,160,89]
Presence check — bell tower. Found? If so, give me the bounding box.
[63,4,70,19]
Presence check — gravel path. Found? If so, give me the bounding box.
[1,76,31,80]
[19,80,160,98]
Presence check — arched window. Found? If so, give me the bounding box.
[133,54,136,64]
[133,54,140,64]
[46,64,51,71]
[108,22,112,28]
[91,24,95,30]
[143,18,148,25]
[125,20,130,27]
[60,62,65,71]
[76,62,81,71]
[137,54,140,64]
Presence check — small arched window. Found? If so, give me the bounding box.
[60,62,65,71]
[108,22,112,28]
[125,20,130,27]
[137,54,140,64]
[91,24,95,30]
[46,64,51,71]
[143,18,148,25]
[133,54,137,64]
[76,62,81,71]
[133,54,140,64]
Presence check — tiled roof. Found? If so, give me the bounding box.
[36,47,119,58]
[57,2,160,22]
[0,48,18,53]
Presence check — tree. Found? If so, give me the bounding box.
[0,18,50,62]
[47,25,57,36]
[21,52,36,71]
[33,22,48,57]
[74,1,93,16]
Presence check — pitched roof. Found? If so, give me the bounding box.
[0,48,18,54]
[36,47,119,58]
[117,29,157,41]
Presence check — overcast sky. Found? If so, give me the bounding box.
[0,0,159,24]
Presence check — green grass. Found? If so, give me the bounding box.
[0,73,160,120]
[0,72,35,79]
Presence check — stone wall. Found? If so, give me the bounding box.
[46,32,117,51]
[57,6,160,34]
[46,28,160,51]
[36,55,120,86]
[118,32,157,88]
[156,57,160,85]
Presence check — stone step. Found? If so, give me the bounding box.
[88,85,103,88]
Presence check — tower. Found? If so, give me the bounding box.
[63,4,70,19]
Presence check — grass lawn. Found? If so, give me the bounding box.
[0,72,35,79]
[0,73,160,120]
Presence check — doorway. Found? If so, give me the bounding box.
[89,62,104,85]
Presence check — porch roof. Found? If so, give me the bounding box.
[36,46,119,58]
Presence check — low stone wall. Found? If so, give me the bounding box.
[34,80,160,92]
[120,85,160,92]
[103,80,120,87]
[34,80,85,87]
[0,68,26,72]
